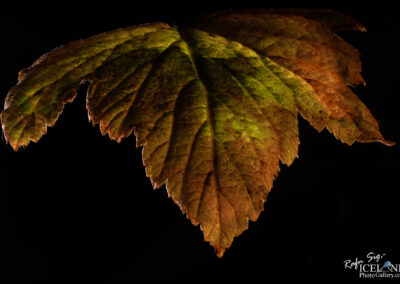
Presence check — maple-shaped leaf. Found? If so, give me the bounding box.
[1,10,393,257]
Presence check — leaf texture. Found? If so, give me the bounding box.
[1,10,394,257]
[195,9,394,146]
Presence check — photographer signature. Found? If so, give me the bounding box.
[344,252,386,269]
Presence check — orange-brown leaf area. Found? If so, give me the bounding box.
[0,9,393,257]
[195,9,394,146]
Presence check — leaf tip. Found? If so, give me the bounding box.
[215,248,226,258]
[10,142,20,151]
[378,139,396,147]
[358,24,367,33]
[17,68,26,82]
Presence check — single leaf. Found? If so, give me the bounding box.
[1,10,394,257]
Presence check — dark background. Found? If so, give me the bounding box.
[1,2,399,283]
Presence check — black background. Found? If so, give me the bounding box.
[1,2,399,283]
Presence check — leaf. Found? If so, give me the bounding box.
[1,10,394,257]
